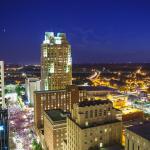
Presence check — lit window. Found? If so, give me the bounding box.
[85,121,88,126]
[43,49,47,57]
[100,143,103,148]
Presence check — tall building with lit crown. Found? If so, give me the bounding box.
[41,32,72,90]
[0,61,5,108]
[64,100,122,150]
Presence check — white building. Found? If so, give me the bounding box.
[0,61,5,108]
[25,78,41,105]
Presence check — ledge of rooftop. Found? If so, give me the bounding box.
[34,89,66,93]
[68,116,121,130]
[127,121,150,141]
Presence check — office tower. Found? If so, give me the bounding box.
[64,100,122,150]
[0,109,9,150]
[25,78,41,105]
[44,109,67,150]
[125,122,150,150]
[0,61,5,108]
[41,32,72,91]
[34,85,86,129]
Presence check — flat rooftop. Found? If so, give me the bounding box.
[44,109,67,122]
[78,86,117,91]
[78,100,112,107]
[127,122,150,141]
[121,107,143,115]
[34,89,66,94]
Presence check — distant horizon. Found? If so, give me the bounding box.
[4,62,150,66]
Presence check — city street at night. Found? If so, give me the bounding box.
[8,93,35,150]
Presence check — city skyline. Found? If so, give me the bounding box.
[1,0,150,64]
[1,1,150,150]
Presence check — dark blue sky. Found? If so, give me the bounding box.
[0,0,150,64]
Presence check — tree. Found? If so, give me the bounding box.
[15,85,25,96]
[32,139,42,150]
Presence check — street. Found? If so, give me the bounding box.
[8,93,36,150]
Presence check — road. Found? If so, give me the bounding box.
[7,93,36,150]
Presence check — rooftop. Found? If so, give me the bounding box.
[78,100,112,107]
[127,122,150,141]
[34,89,66,94]
[78,86,117,92]
[44,109,67,122]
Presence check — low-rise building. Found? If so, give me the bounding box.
[44,109,67,150]
[65,100,122,150]
[25,78,41,105]
[34,85,86,129]
[78,86,117,100]
[125,122,150,150]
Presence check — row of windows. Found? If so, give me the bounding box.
[85,109,111,118]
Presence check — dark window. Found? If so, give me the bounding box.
[95,110,98,117]
[90,110,93,118]
[85,111,88,118]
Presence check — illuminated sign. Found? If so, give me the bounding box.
[0,125,4,131]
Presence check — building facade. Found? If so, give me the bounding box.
[41,32,72,91]
[0,61,5,108]
[34,85,86,129]
[64,100,122,150]
[25,78,41,105]
[0,109,9,150]
[125,122,150,150]
[44,109,67,150]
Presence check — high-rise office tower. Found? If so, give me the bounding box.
[0,61,5,108]
[41,32,72,90]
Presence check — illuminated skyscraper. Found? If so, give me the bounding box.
[41,32,72,90]
[0,61,5,108]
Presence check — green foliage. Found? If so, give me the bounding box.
[15,85,25,96]
[32,139,42,150]
[5,89,9,94]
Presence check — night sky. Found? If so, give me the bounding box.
[0,0,150,64]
